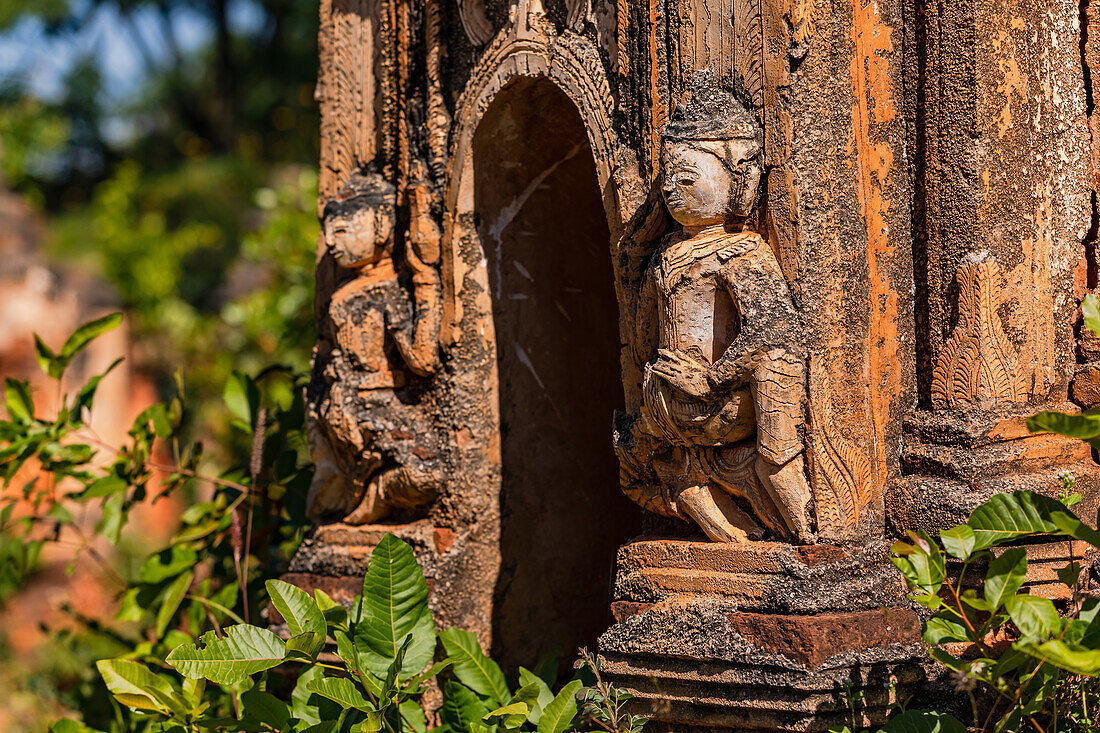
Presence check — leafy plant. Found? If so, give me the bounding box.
[1,313,313,731]
[2,317,643,733]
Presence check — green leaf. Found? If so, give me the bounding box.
[923,615,971,645]
[166,624,287,684]
[1028,410,1100,440]
[967,492,1067,550]
[315,588,348,628]
[96,659,188,717]
[939,525,975,560]
[1057,561,1084,588]
[881,709,967,733]
[71,358,123,421]
[483,702,529,729]
[285,632,326,660]
[1005,595,1061,638]
[890,533,945,597]
[532,645,562,686]
[355,533,436,678]
[141,546,199,584]
[267,579,326,637]
[984,548,1027,612]
[60,313,123,364]
[4,378,33,423]
[34,335,59,379]
[241,688,291,729]
[96,493,127,545]
[536,680,581,733]
[1023,639,1100,675]
[399,700,427,733]
[305,675,376,713]
[1084,293,1100,337]
[224,371,260,428]
[441,680,490,733]
[518,668,554,725]
[440,628,510,707]
[291,665,326,729]
[155,571,193,638]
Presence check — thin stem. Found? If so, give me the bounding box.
[185,594,245,625]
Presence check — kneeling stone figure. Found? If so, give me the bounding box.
[619,72,814,544]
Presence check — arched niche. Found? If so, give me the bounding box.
[443,33,642,671]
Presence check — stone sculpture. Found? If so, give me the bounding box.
[617,73,812,544]
[307,164,444,525]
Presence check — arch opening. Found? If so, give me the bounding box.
[471,76,642,672]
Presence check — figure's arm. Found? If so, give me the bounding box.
[708,258,798,390]
[632,264,659,372]
[389,182,442,377]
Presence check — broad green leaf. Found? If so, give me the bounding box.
[60,313,123,363]
[440,680,491,733]
[891,536,945,597]
[1028,410,1100,440]
[1057,561,1084,589]
[1023,639,1100,675]
[96,659,187,717]
[267,579,326,637]
[881,709,967,733]
[923,615,971,645]
[536,680,581,733]
[1047,508,1100,547]
[241,688,291,729]
[315,588,348,628]
[4,378,33,423]
[286,632,326,660]
[399,700,427,733]
[440,628,509,706]
[939,525,975,560]
[355,534,435,677]
[483,702,529,729]
[1084,293,1100,337]
[291,665,325,729]
[306,675,376,712]
[141,546,199,584]
[224,371,260,428]
[155,570,193,638]
[183,677,206,711]
[967,492,1067,550]
[166,624,287,684]
[984,548,1027,612]
[518,668,554,725]
[349,716,384,733]
[1005,595,1060,638]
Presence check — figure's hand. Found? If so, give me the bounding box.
[651,349,712,399]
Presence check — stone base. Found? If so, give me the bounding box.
[599,539,928,732]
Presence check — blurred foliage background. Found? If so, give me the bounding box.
[0,1,320,728]
[0,0,319,434]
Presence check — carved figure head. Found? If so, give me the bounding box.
[323,173,397,269]
[660,71,763,229]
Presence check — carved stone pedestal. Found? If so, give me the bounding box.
[599,540,928,732]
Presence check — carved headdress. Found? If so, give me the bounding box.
[322,172,396,222]
[662,71,762,171]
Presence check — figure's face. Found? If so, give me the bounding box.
[324,204,395,269]
[660,141,761,228]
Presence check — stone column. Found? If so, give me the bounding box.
[889,0,1098,536]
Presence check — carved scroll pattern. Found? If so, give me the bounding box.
[809,362,874,538]
[732,0,763,106]
[931,259,1023,405]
